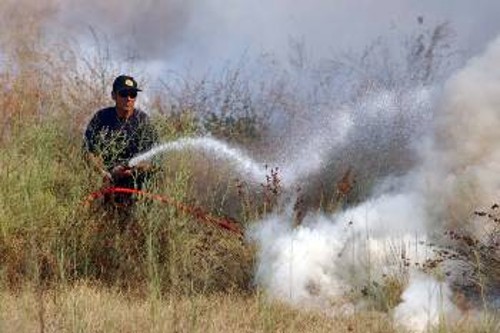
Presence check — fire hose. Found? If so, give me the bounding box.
[84,187,244,238]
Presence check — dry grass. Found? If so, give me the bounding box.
[0,283,400,333]
[2,284,497,333]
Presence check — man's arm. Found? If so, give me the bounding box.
[86,151,135,184]
[85,151,112,182]
[84,112,115,183]
[134,114,159,172]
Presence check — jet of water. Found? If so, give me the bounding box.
[129,136,268,183]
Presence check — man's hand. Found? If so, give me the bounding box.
[132,161,153,172]
[111,165,132,180]
[86,152,116,186]
[101,169,113,186]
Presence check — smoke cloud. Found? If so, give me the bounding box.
[55,0,194,60]
[5,0,499,73]
[250,35,500,331]
[419,37,500,234]
[393,271,460,332]
[249,192,430,304]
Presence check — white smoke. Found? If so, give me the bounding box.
[393,271,460,333]
[250,192,432,304]
[250,35,500,331]
[54,0,500,70]
[6,0,500,75]
[418,37,500,235]
[250,213,348,306]
[54,0,194,60]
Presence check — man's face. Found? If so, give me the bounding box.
[113,89,137,115]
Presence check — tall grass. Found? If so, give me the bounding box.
[0,116,254,293]
[0,283,400,333]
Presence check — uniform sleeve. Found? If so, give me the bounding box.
[84,114,101,154]
[138,115,158,152]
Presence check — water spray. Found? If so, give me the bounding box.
[128,137,268,183]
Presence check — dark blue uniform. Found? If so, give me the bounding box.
[84,107,158,191]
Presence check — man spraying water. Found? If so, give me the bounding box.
[83,75,158,209]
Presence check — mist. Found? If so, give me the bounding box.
[67,1,500,61]
[249,35,500,331]
[4,0,497,75]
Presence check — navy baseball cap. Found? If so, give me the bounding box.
[112,75,142,92]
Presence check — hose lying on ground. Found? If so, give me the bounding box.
[84,187,244,238]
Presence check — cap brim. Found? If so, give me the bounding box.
[118,87,142,92]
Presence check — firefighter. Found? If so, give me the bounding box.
[83,75,158,209]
